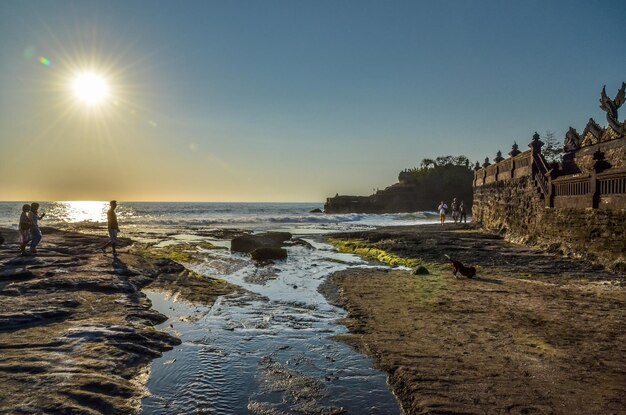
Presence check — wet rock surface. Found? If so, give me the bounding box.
[336,223,622,283]
[325,224,626,414]
[0,227,235,414]
[231,232,293,254]
[251,247,288,262]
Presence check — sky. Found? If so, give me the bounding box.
[1,0,625,202]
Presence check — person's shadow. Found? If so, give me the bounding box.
[111,256,140,278]
[112,256,128,274]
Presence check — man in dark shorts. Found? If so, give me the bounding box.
[451,198,460,223]
[102,200,120,256]
[459,201,467,223]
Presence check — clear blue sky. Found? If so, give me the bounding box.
[1,0,624,201]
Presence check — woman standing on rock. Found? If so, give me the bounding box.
[18,204,31,255]
[28,202,45,254]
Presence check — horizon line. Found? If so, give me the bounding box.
[0,200,325,204]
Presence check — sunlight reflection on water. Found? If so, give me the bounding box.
[48,201,108,223]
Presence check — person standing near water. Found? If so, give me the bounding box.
[438,201,448,226]
[28,202,45,254]
[102,200,120,256]
[18,204,31,255]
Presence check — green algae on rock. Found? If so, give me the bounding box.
[131,241,226,263]
[328,237,423,268]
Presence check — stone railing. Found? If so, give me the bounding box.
[532,152,550,196]
[474,151,533,187]
[473,130,626,210]
[542,167,626,209]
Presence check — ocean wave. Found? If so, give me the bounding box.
[110,212,434,226]
[0,201,438,232]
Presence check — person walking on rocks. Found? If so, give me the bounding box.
[18,204,31,255]
[28,202,45,254]
[102,200,120,256]
[438,201,448,226]
[460,201,467,223]
[451,198,460,223]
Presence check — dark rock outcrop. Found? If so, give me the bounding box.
[231,232,292,254]
[251,247,288,261]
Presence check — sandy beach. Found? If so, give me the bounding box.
[321,224,626,414]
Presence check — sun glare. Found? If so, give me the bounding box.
[72,72,109,105]
[62,201,108,222]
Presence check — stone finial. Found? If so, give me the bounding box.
[494,150,504,163]
[564,127,581,152]
[474,161,481,171]
[482,157,491,168]
[509,141,521,157]
[529,132,544,153]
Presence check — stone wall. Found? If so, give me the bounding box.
[473,176,626,272]
[472,176,542,236]
[562,137,626,174]
[473,130,625,273]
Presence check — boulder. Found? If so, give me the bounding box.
[284,238,315,249]
[251,247,288,261]
[231,232,292,253]
[310,208,323,213]
[413,265,429,275]
[263,232,293,244]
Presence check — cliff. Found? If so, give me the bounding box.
[325,164,474,214]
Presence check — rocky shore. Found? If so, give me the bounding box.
[321,224,626,414]
[2,223,624,414]
[0,227,237,414]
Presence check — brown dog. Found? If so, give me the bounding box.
[444,254,476,278]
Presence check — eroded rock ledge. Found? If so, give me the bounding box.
[0,227,236,414]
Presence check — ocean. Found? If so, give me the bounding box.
[0,201,439,235]
[0,201,440,414]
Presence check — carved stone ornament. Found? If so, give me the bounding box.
[494,150,504,163]
[599,82,625,133]
[483,157,491,168]
[529,132,544,152]
[509,141,521,157]
[474,161,481,171]
[581,118,603,147]
[564,127,581,152]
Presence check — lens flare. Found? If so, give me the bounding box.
[39,56,51,66]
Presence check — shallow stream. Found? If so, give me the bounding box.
[141,237,403,414]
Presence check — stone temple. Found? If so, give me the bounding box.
[472,83,626,272]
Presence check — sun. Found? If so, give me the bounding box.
[71,72,109,105]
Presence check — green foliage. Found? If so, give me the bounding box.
[541,130,564,164]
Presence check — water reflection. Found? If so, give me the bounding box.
[48,201,108,223]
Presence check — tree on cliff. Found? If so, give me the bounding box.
[399,155,474,207]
